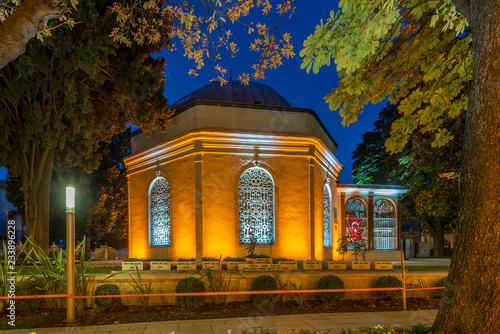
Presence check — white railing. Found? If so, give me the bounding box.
[374,218,397,249]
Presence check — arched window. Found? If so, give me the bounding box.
[374,199,396,250]
[323,184,332,247]
[238,166,274,244]
[149,176,171,246]
[345,198,367,247]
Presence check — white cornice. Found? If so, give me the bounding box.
[124,130,343,179]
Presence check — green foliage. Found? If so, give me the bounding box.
[246,253,271,259]
[349,235,368,261]
[25,237,67,310]
[94,284,122,311]
[251,275,278,304]
[128,267,153,308]
[175,277,205,308]
[16,280,45,312]
[151,259,172,261]
[301,0,470,153]
[202,257,219,261]
[177,258,196,262]
[374,275,403,300]
[124,258,146,262]
[0,241,27,311]
[75,236,96,311]
[317,275,345,302]
[223,256,245,262]
[197,256,238,305]
[336,236,348,261]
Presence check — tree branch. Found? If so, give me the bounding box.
[0,0,67,70]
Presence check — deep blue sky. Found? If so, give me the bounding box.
[0,1,384,184]
[159,1,383,183]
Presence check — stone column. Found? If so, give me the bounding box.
[195,152,203,262]
[309,156,315,260]
[368,192,374,250]
[340,192,346,238]
[397,194,402,250]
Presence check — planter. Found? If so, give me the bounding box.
[252,258,272,265]
[176,261,197,271]
[150,261,171,271]
[226,261,245,270]
[352,261,370,270]
[374,261,393,270]
[202,261,220,270]
[276,260,297,270]
[328,260,347,270]
[303,260,321,270]
[122,261,144,271]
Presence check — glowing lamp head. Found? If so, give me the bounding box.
[66,186,75,212]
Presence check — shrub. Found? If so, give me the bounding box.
[374,275,403,300]
[317,275,345,302]
[223,256,245,261]
[16,280,44,312]
[246,253,270,258]
[94,284,122,311]
[436,276,447,287]
[175,277,205,308]
[251,275,278,304]
[177,258,196,262]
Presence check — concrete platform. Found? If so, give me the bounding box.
[5,310,438,333]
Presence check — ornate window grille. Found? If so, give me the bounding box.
[238,166,274,244]
[374,199,396,250]
[323,184,332,247]
[149,175,171,246]
[345,198,368,248]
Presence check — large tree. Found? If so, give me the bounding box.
[301,0,499,332]
[0,0,171,249]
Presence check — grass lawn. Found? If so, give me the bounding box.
[394,265,450,272]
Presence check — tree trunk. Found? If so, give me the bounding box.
[429,219,445,258]
[432,1,500,332]
[22,148,54,252]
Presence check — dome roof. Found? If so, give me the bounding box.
[172,81,291,109]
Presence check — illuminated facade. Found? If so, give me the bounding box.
[125,81,407,261]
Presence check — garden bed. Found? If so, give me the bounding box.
[0,297,441,330]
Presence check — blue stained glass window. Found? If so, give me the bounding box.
[323,184,332,247]
[149,176,170,246]
[238,167,275,244]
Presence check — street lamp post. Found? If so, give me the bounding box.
[66,186,76,323]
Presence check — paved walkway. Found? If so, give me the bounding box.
[5,310,437,334]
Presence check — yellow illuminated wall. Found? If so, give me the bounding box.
[126,130,342,261]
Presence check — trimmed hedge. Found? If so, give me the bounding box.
[317,275,345,302]
[374,275,403,300]
[175,277,205,308]
[251,275,277,304]
[94,284,122,311]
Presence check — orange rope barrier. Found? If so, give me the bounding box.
[0,286,444,300]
